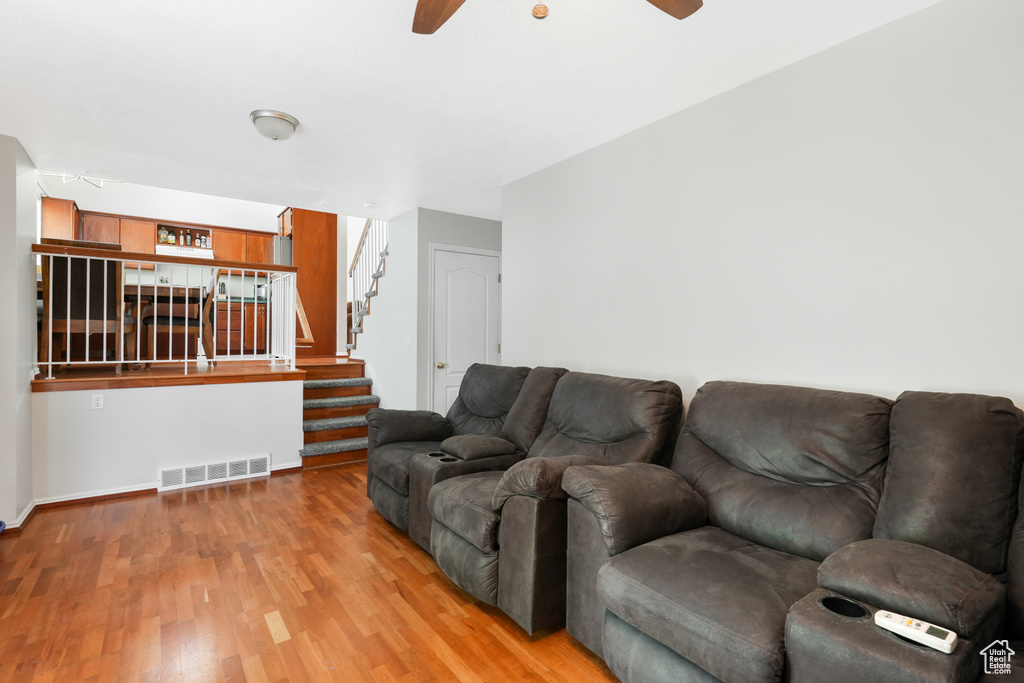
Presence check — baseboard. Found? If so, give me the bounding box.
[6,461,306,535]
[34,484,159,511]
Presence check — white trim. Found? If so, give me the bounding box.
[426,242,502,413]
[7,457,300,532]
[32,483,155,508]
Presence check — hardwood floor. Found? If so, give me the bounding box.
[0,464,615,682]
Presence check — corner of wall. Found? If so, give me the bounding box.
[0,134,38,524]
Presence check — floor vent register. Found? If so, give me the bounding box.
[158,455,271,491]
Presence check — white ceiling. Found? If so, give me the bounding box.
[0,0,942,221]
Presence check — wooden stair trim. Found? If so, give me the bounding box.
[295,292,315,346]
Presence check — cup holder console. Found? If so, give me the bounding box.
[439,457,457,462]
[819,596,869,619]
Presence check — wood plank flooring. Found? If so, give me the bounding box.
[0,464,615,682]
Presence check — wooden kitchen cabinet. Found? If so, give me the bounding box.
[119,218,157,255]
[278,208,293,236]
[246,233,274,265]
[212,229,247,262]
[215,301,266,355]
[81,214,120,244]
[40,197,80,240]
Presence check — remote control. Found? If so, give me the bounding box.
[874,610,957,653]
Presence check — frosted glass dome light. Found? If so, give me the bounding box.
[250,110,299,141]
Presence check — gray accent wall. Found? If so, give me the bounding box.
[356,207,501,410]
[501,0,1024,404]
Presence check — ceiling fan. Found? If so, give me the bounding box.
[412,0,702,34]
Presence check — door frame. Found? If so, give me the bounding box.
[427,242,502,413]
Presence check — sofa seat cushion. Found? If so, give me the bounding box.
[369,440,443,495]
[428,471,505,552]
[597,526,819,683]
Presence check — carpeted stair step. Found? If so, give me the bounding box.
[300,436,369,458]
[302,395,380,410]
[302,414,369,444]
[302,394,380,420]
[303,415,367,432]
[300,437,370,468]
[303,377,373,390]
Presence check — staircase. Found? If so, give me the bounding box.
[298,361,379,469]
[347,218,388,352]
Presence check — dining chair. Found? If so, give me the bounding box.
[140,270,219,365]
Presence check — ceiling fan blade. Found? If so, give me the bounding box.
[645,0,702,21]
[413,0,467,34]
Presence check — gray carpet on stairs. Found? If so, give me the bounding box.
[300,437,369,457]
[303,377,373,389]
[303,395,380,410]
[303,415,367,432]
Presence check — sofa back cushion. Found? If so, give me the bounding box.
[674,381,892,561]
[502,366,568,452]
[446,364,531,437]
[527,372,683,465]
[874,391,1024,575]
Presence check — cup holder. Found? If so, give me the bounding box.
[819,596,869,619]
[427,452,445,457]
[439,457,457,462]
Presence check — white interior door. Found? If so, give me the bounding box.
[431,248,500,413]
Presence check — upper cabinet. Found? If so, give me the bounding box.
[212,229,247,262]
[41,196,286,267]
[40,197,80,240]
[119,219,157,254]
[278,208,293,237]
[247,233,274,264]
[81,214,120,244]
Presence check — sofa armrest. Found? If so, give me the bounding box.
[365,408,453,448]
[491,455,608,510]
[561,463,707,556]
[440,434,518,460]
[407,450,526,552]
[818,539,1006,636]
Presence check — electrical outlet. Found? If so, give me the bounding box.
[158,275,170,285]
[91,393,104,410]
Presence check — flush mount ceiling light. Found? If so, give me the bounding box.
[250,110,299,141]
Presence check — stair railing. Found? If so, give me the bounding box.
[33,242,299,378]
[347,218,388,350]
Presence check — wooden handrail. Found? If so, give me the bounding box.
[295,293,315,346]
[32,243,299,274]
[348,219,371,277]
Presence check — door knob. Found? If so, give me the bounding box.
[436,361,446,369]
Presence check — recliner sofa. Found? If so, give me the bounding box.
[366,363,567,551]
[562,381,1024,683]
[366,363,531,535]
[427,371,684,633]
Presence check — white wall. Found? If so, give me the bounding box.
[36,174,285,232]
[0,135,38,526]
[502,0,1024,405]
[32,381,303,503]
[354,208,419,409]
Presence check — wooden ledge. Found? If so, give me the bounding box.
[32,360,305,392]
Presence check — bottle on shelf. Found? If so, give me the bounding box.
[168,229,176,245]
[185,230,192,247]
[158,226,168,244]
